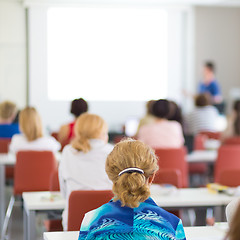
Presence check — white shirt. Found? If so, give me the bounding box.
[9,134,61,153]
[58,139,113,231]
[185,106,219,135]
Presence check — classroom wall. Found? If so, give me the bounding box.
[0,1,26,108]
[195,6,240,113]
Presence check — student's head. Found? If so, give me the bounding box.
[146,100,155,115]
[226,203,240,240]
[167,101,183,125]
[71,113,108,152]
[106,139,159,208]
[19,107,43,141]
[203,61,215,83]
[0,101,17,123]
[152,99,169,119]
[70,98,88,118]
[195,93,211,107]
[233,100,240,135]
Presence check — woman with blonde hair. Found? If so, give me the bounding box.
[79,139,186,240]
[9,107,60,153]
[59,113,113,231]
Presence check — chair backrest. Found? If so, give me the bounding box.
[14,151,57,195]
[214,145,240,183]
[68,190,113,231]
[223,137,240,146]
[154,147,188,188]
[153,169,182,188]
[0,138,11,153]
[218,169,240,187]
[193,134,207,150]
[49,169,60,191]
[199,131,221,140]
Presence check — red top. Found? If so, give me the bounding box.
[68,121,75,140]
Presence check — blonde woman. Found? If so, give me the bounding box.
[9,107,61,153]
[0,100,20,138]
[58,113,113,231]
[79,139,186,240]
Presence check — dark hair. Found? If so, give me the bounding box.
[167,101,183,125]
[233,100,240,135]
[146,100,155,115]
[152,99,169,119]
[195,94,211,107]
[70,98,88,117]
[205,61,215,73]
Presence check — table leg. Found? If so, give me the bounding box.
[0,164,5,233]
[214,206,226,222]
[24,204,36,240]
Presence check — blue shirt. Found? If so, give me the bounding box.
[198,79,221,97]
[0,123,20,138]
[79,197,186,240]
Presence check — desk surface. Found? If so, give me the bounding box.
[23,187,236,211]
[187,150,217,163]
[43,224,228,240]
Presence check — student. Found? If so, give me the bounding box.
[58,113,113,231]
[58,98,88,145]
[221,99,240,141]
[138,99,184,148]
[9,107,61,153]
[184,93,219,135]
[79,139,186,239]
[225,199,240,240]
[0,101,20,138]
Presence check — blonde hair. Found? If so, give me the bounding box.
[19,107,43,141]
[226,203,240,240]
[71,113,108,153]
[0,101,17,120]
[106,139,159,208]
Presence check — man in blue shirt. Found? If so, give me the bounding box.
[198,62,222,104]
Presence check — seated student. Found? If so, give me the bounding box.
[79,139,186,240]
[184,93,219,135]
[58,98,88,145]
[0,101,20,138]
[58,113,113,231]
[138,99,184,148]
[226,199,240,240]
[9,107,61,153]
[221,99,240,141]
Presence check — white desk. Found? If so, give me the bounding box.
[22,191,65,240]
[23,189,235,240]
[187,150,217,163]
[43,224,228,240]
[44,231,78,240]
[0,152,61,232]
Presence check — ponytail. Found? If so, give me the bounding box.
[71,135,91,153]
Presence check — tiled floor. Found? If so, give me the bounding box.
[5,186,45,240]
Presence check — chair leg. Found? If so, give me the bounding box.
[1,196,15,240]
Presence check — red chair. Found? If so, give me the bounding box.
[199,131,221,140]
[153,169,182,188]
[68,190,113,231]
[44,169,63,232]
[218,169,240,187]
[1,151,57,239]
[0,138,14,179]
[223,137,240,145]
[154,147,189,188]
[214,145,240,183]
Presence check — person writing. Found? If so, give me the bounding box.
[79,139,186,239]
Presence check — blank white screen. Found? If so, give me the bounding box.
[47,7,168,101]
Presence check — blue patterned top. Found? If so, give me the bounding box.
[79,197,186,240]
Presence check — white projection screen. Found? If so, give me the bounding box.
[47,7,168,101]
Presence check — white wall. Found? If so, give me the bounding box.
[0,1,26,108]
[195,6,240,113]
